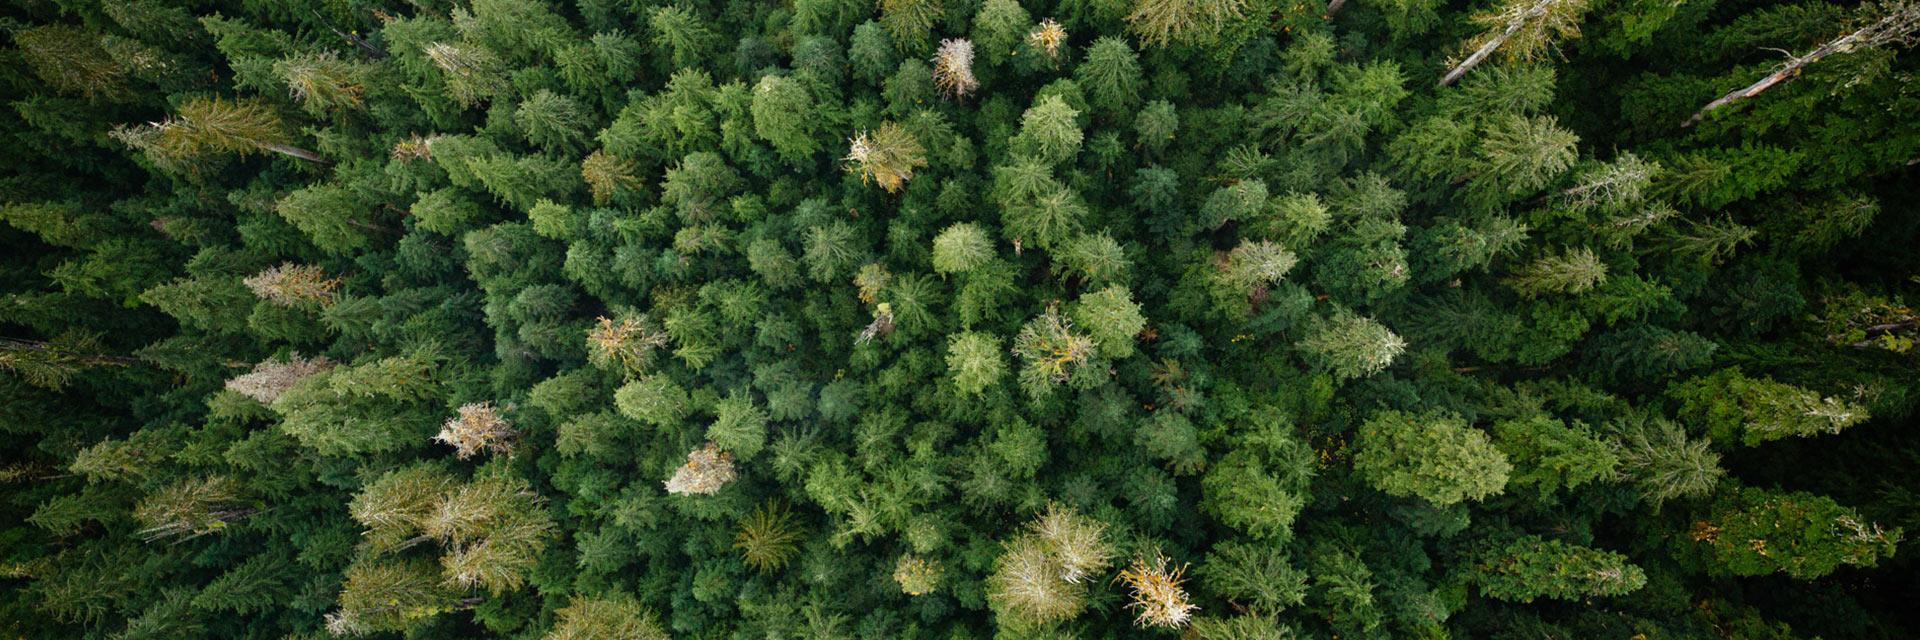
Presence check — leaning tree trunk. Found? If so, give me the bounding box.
[1439,0,1548,87]
[257,141,332,166]
[0,337,142,366]
[1683,3,1920,127]
[1326,0,1350,16]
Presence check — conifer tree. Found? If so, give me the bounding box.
[244,263,339,307]
[1070,285,1147,359]
[893,554,943,595]
[276,52,364,114]
[113,96,327,170]
[1354,410,1511,506]
[132,476,256,543]
[931,223,996,274]
[587,313,670,377]
[224,353,335,405]
[931,39,980,99]
[946,331,1007,395]
[329,559,467,636]
[1470,536,1646,601]
[987,505,1114,631]
[1610,413,1726,506]
[436,402,519,459]
[545,594,670,640]
[844,121,928,193]
[1077,38,1144,115]
[1296,310,1406,380]
[1028,19,1068,60]
[734,503,803,573]
[752,74,825,161]
[1672,368,1870,446]
[1119,552,1198,629]
[879,0,945,51]
[1126,0,1248,48]
[665,442,738,495]
[13,25,130,101]
[0,333,139,391]
[1684,1,1920,126]
[1505,247,1607,297]
[1011,95,1083,165]
[1693,487,1902,579]
[1439,0,1590,86]
[1013,304,1102,396]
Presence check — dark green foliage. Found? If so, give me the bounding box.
[1469,536,1647,602]
[2,2,1916,640]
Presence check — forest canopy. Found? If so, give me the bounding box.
[2,0,1918,639]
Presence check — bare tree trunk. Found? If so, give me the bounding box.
[257,141,332,166]
[1439,0,1545,87]
[312,10,388,59]
[1326,0,1350,16]
[1683,3,1920,127]
[0,337,142,366]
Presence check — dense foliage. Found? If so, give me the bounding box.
[3,0,1918,638]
